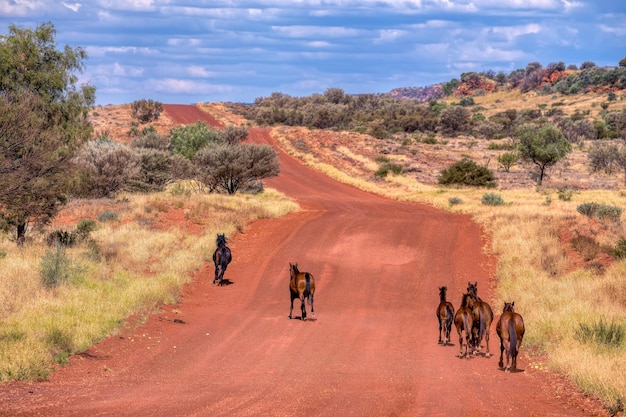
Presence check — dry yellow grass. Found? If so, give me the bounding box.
[0,187,298,381]
[273,125,626,411]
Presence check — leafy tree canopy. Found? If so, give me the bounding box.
[0,22,95,243]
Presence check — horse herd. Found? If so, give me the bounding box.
[212,234,521,370]
[437,283,526,372]
[211,234,316,321]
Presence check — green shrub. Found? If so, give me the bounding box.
[97,211,118,222]
[76,219,97,235]
[557,188,574,201]
[481,193,505,206]
[46,229,77,247]
[374,162,405,178]
[448,197,463,206]
[438,158,497,188]
[40,246,72,289]
[576,318,625,348]
[577,202,622,223]
[130,99,163,123]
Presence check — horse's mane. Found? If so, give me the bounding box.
[439,286,447,302]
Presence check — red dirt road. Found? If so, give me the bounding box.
[0,106,607,416]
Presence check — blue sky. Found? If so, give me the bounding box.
[1,0,625,105]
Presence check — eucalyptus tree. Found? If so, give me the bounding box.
[0,22,95,244]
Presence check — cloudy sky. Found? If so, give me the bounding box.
[1,0,625,105]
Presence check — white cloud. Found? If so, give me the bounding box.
[86,46,159,57]
[375,29,407,43]
[96,0,158,12]
[0,0,47,16]
[187,66,215,78]
[61,2,81,12]
[147,78,232,95]
[307,41,332,48]
[490,24,542,41]
[167,38,202,47]
[272,25,361,38]
[599,23,626,37]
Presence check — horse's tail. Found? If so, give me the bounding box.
[479,309,487,338]
[508,317,518,357]
[445,304,454,327]
[463,311,471,337]
[305,273,312,304]
[220,247,229,269]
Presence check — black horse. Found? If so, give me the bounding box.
[212,234,232,285]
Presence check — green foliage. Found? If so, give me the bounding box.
[40,246,72,289]
[497,152,519,172]
[72,140,141,198]
[576,319,625,348]
[557,188,574,201]
[130,99,163,123]
[0,22,95,244]
[374,162,405,178]
[515,123,571,185]
[131,130,170,151]
[438,158,496,188]
[170,122,222,159]
[577,202,623,223]
[448,196,463,206]
[481,193,506,206]
[193,143,280,194]
[97,211,118,222]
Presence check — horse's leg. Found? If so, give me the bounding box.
[289,292,296,319]
[213,260,220,284]
[300,294,307,320]
[438,315,443,344]
[310,294,315,317]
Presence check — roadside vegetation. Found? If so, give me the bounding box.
[0,23,290,381]
[272,125,626,414]
[255,61,626,413]
[1,20,625,414]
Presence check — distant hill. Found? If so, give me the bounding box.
[386,84,445,102]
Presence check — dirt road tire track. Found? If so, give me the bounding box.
[0,105,607,416]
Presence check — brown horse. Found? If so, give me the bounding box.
[212,234,232,285]
[467,281,494,357]
[496,301,525,372]
[289,263,315,320]
[454,293,475,358]
[436,286,455,346]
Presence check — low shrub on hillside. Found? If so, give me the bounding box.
[438,158,496,188]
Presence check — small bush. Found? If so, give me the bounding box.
[577,202,622,223]
[570,234,601,261]
[97,211,118,222]
[612,237,626,259]
[448,197,463,206]
[46,229,77,247]
[557,188,574,201]
[439,158,497,188]
[76,219,97,237]
[40,246,72,289]
[576,319,625,348]
[130,99,163,123]
[375,162,405,178]
[481,193,505,206]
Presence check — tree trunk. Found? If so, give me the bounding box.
[16,222,27,246]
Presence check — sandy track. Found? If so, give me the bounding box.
[0,105,606,417]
